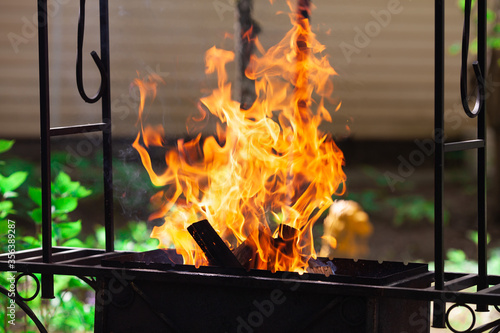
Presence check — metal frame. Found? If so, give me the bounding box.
[0,0,498,332]
[37,0,114,300]
[434,0,490,328]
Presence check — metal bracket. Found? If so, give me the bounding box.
[460,0,485,118]
[76,0,107,103]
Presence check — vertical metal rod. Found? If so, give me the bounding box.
[38,0,54,299]
[433,0,445,328]
[99,0,114,252]
[476,0,488,311]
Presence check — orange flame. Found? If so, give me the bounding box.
[133,2,345,272]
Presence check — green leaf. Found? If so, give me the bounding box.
[28,187,42,206]
[458,0,465,11]
[131,222,147,242]
[28,207,43,224]
[447,249,466,263]
[67,276,87,289]
[0,200,16,219]
[56,220,82,240]
[458,0,477,11]
[62,238,85,248]
[488,37,500,50]
[0,140,14,154]
[0,219,9,235]
[0,200,13,215]
[54,171,79,195]
[75,185,92,198]
[53,197,78,213]
[94,226,106,247]
[487,9,496,23]
[53,212,69,222]
[53,276,73,294]
[0,171,28,194]
[19,235,41,248]
[467,230,490,245]
[64,314,83,329]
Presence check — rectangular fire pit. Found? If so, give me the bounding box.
[96,250,430,333]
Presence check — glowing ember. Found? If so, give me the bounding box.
[132,1,346,273]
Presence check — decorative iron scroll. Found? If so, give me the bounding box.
[76,0,107,103]
[0,273,100,333]
[15,272,40,301]
[77,275,98,290]
[460,0,485,118]
[445,303,476,333]
[445,303,500,333]
[0,274,47,333]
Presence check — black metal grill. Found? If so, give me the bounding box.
[1,0,499,332]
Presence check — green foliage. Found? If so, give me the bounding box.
[429,231,500,274]
[0,140,14,155]
[387,196,432,226]
[386,195,451,227]
[0,272,94,332]
[467,230,491,245]
[450,2,500,55]
[0,172,28,199]
[0,147,159,332]
[0,140,29,253]
[26,171,92,248]
[442,248,480,273]
[345,190,380,213]
[342,165,452,227]
[361,166,394,188]
[458,0,477,12]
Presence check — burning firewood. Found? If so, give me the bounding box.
[319,200,373,259]
[187,220,243,269]
[189,219,336,277]
[233,224,300,271]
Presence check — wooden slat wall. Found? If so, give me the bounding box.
[0,0,475,140]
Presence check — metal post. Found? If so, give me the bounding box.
[433,0,445,328]
[38,0,54,299]
[99,0,114,252]
[476,0,488,311]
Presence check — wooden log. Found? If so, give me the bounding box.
[272,224,298,254]
[233,224,301,271]
[187,220,243,269]
[233,241,255,270]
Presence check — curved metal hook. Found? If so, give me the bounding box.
[77,0,106,104]
[461,0,485,118]
[0,284,48,333]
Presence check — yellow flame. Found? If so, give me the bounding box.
[133,1,345,272]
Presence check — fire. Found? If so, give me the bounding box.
[132,1,345,272]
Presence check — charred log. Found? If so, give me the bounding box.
[187,220,243,269]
